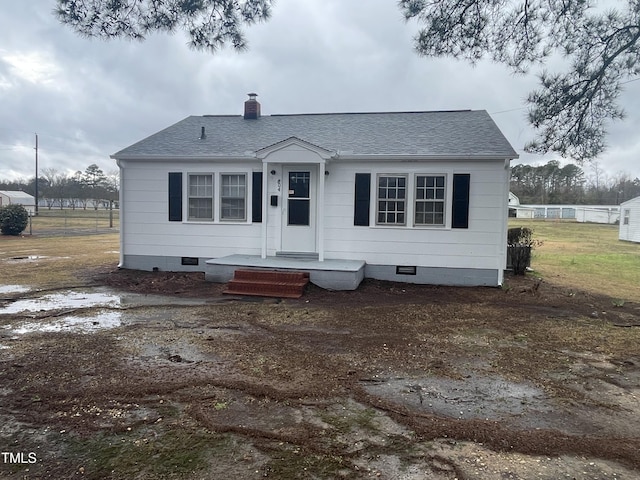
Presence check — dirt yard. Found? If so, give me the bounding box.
[1,265,640,479]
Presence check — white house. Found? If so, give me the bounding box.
[112,95,518,289]
[619,196,640,243]
[0,191,36,215]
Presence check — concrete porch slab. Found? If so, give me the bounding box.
[205,255,366,291]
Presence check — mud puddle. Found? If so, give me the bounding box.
[0,285,30,295]
[4,255,62,263]
[0,288,212,345]
[363,375,553,427]
[362,371,640,438]
[9,311,123,335]
[0,288,208,315]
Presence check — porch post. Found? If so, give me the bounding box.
[318,160,325,262]
[261,161,268,259]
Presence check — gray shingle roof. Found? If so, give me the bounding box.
[112,110,518,159]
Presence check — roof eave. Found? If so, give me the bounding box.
[112,153,519,162]
[335,153,519,161]
[110,154,257,161]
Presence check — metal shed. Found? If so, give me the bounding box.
[0,191,36,215]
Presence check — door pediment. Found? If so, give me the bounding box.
[256,137,334,163]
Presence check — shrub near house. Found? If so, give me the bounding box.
[0,204,29,235]
[507,227,535,275]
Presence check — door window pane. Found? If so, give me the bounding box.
[289,172,310,198]
[288,199,310,225]
[287,171,311,225]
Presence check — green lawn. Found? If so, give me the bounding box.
[509,219,640,302]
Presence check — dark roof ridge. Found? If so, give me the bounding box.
[270,109,474,117]
[198,110,475,118]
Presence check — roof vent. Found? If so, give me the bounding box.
[244,93,261,120]
[199,126,206,140]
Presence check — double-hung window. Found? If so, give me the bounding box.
[377,175,406,225]
[221,174,247,221]
[188,174,214,220]
[415,175,445,226]
[623,209,630,225]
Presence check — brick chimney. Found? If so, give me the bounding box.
[244,93,261,119]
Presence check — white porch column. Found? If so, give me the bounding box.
[261,161,268,259]
[318,160,325,262]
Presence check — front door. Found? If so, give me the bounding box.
[281,167,316,253]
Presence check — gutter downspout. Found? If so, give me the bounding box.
[116,159,125,268]
[498,158,511,285]
[318,161,326,261]
[261,161,268,259]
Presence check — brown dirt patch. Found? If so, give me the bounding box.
[1,268,640,479]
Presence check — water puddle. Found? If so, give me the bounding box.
[0,291,121,314]
[5,255,53,263]
[0,285,30,295]
[0,289,207,315]
[11,311,122,334]
[362,375,550,426]
[0,288,210,344]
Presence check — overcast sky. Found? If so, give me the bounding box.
[1,1,639,185]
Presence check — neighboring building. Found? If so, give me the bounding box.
[508,197,620,224]
[112,95,518,289]
[0,191,35,214]
[619,196,640,243]
[520,204,620,224]
[508,192,535,218]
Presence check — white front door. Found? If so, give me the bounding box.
[281,166,317,253]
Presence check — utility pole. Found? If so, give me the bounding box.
[34,133,39,215]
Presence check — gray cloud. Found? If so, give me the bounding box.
[1,0,638,182]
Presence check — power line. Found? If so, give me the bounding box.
[490,107,527,115]
[620,77,640,85]
[491,76,639,115]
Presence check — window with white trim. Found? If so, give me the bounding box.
[220,174,247,221]
[188,174,213,220]
[623,208,630,225]
[415,175,446,225]
[377,175,406,225]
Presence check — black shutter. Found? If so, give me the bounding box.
[452,173,470,229]
[168,172,182,222]
[354,173,371,226]
[252,172,263,223]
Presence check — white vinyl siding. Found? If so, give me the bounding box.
[415,175,445,226]
[119,156,510,285]
[322,161,508,276]
[188,174,213,220]
[377,175,407,225]
[619,197,640,243]
[221,174,246,221]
